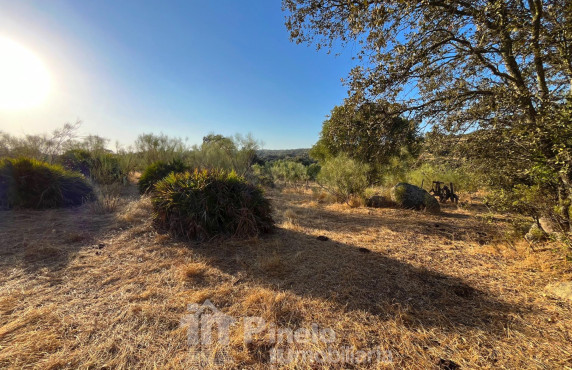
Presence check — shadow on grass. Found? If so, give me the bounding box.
[185,226,519,335]
[0,206,117,273]
[283,202,494,244]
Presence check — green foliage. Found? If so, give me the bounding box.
[250,163,274,187]
[58,149,93,177]
[484,185,554,223]
[138,159,190,194]
[306,163,321,180]
[189,133,260,176]
[151,169,274,240]
[134,133,188,169]
[404,162,476,192]
[317,154,370,202]
[312,100,421,180]
[0,157,94,209]
[58,149,128,185]
[270,160,309,186]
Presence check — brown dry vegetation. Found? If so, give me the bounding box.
[0,183,571,369]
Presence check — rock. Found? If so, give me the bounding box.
[545,281,572,302]
[538,216,569,234]
[316,235,329,241]
[390,183,440,214]
[525,223,547,242]
[358,247,371,253]
[366,195,394,208]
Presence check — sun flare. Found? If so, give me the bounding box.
[0,36,52,110]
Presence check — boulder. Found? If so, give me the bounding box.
[366,195,394,208]
[390,183,440,214]
[525,223,547,242]
[539,217,557,233]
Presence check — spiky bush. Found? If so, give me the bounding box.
[0,157,95,209]
[152,169,274,240]
[138,159,190,194]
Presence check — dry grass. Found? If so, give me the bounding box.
[0,184,571,368]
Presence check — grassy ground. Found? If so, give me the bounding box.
[0,183,571,369]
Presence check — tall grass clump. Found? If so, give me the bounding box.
[317,153,370,202]
[0,158,95,209]
[138,159,190,194]
[151,169,274,240]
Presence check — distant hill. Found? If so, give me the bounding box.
[256,148,313,164]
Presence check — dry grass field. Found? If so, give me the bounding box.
[0,183,571,369]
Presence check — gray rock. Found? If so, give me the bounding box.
[545,281,572,302]
[538,216,569,234]
[525,223,547,242]
[390,183,440,214]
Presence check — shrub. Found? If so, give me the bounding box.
[0,157,95,209]
[89,153,127,185]
[152,169,274,240]
[138,159,190,194]
[317,154,370,202]
[250,163,274,187]
[58,149,93,177]
[58,150,129,185]
[270,160,309,186]
[404,162,476,192]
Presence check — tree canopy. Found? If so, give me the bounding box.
[311,100,420,179]
[284,0,572,228]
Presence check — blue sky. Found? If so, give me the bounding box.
[0,0,358,149]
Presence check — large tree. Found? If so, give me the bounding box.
[311,100,420,180]
[284,0,572,227]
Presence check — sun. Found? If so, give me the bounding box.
[0,36,52,110]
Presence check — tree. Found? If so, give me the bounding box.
[311,100,420,180]
[284,0,572,229]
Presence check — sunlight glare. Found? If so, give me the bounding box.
[0,36,52,110]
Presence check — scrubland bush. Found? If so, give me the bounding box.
[404,162,476,192]
[58,149,130,185]
[270,160,309,186]
[134,133,188,169]
[138,159,190,194]
[317,154,370,202]
[0,158,94,209]
[188,134,260,177]
[250,163,274,187]
[152,169,274,240]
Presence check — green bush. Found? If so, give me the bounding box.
[270,160,309,186]
[138,159,190,194]
[317,154,370,202]
[0,157,95,209]
[58,149,93,177]
[58,150,128,185]
[89,153,126,185]
[404,162,476,192]
[151,169,274,240]
[250,163,274,187]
